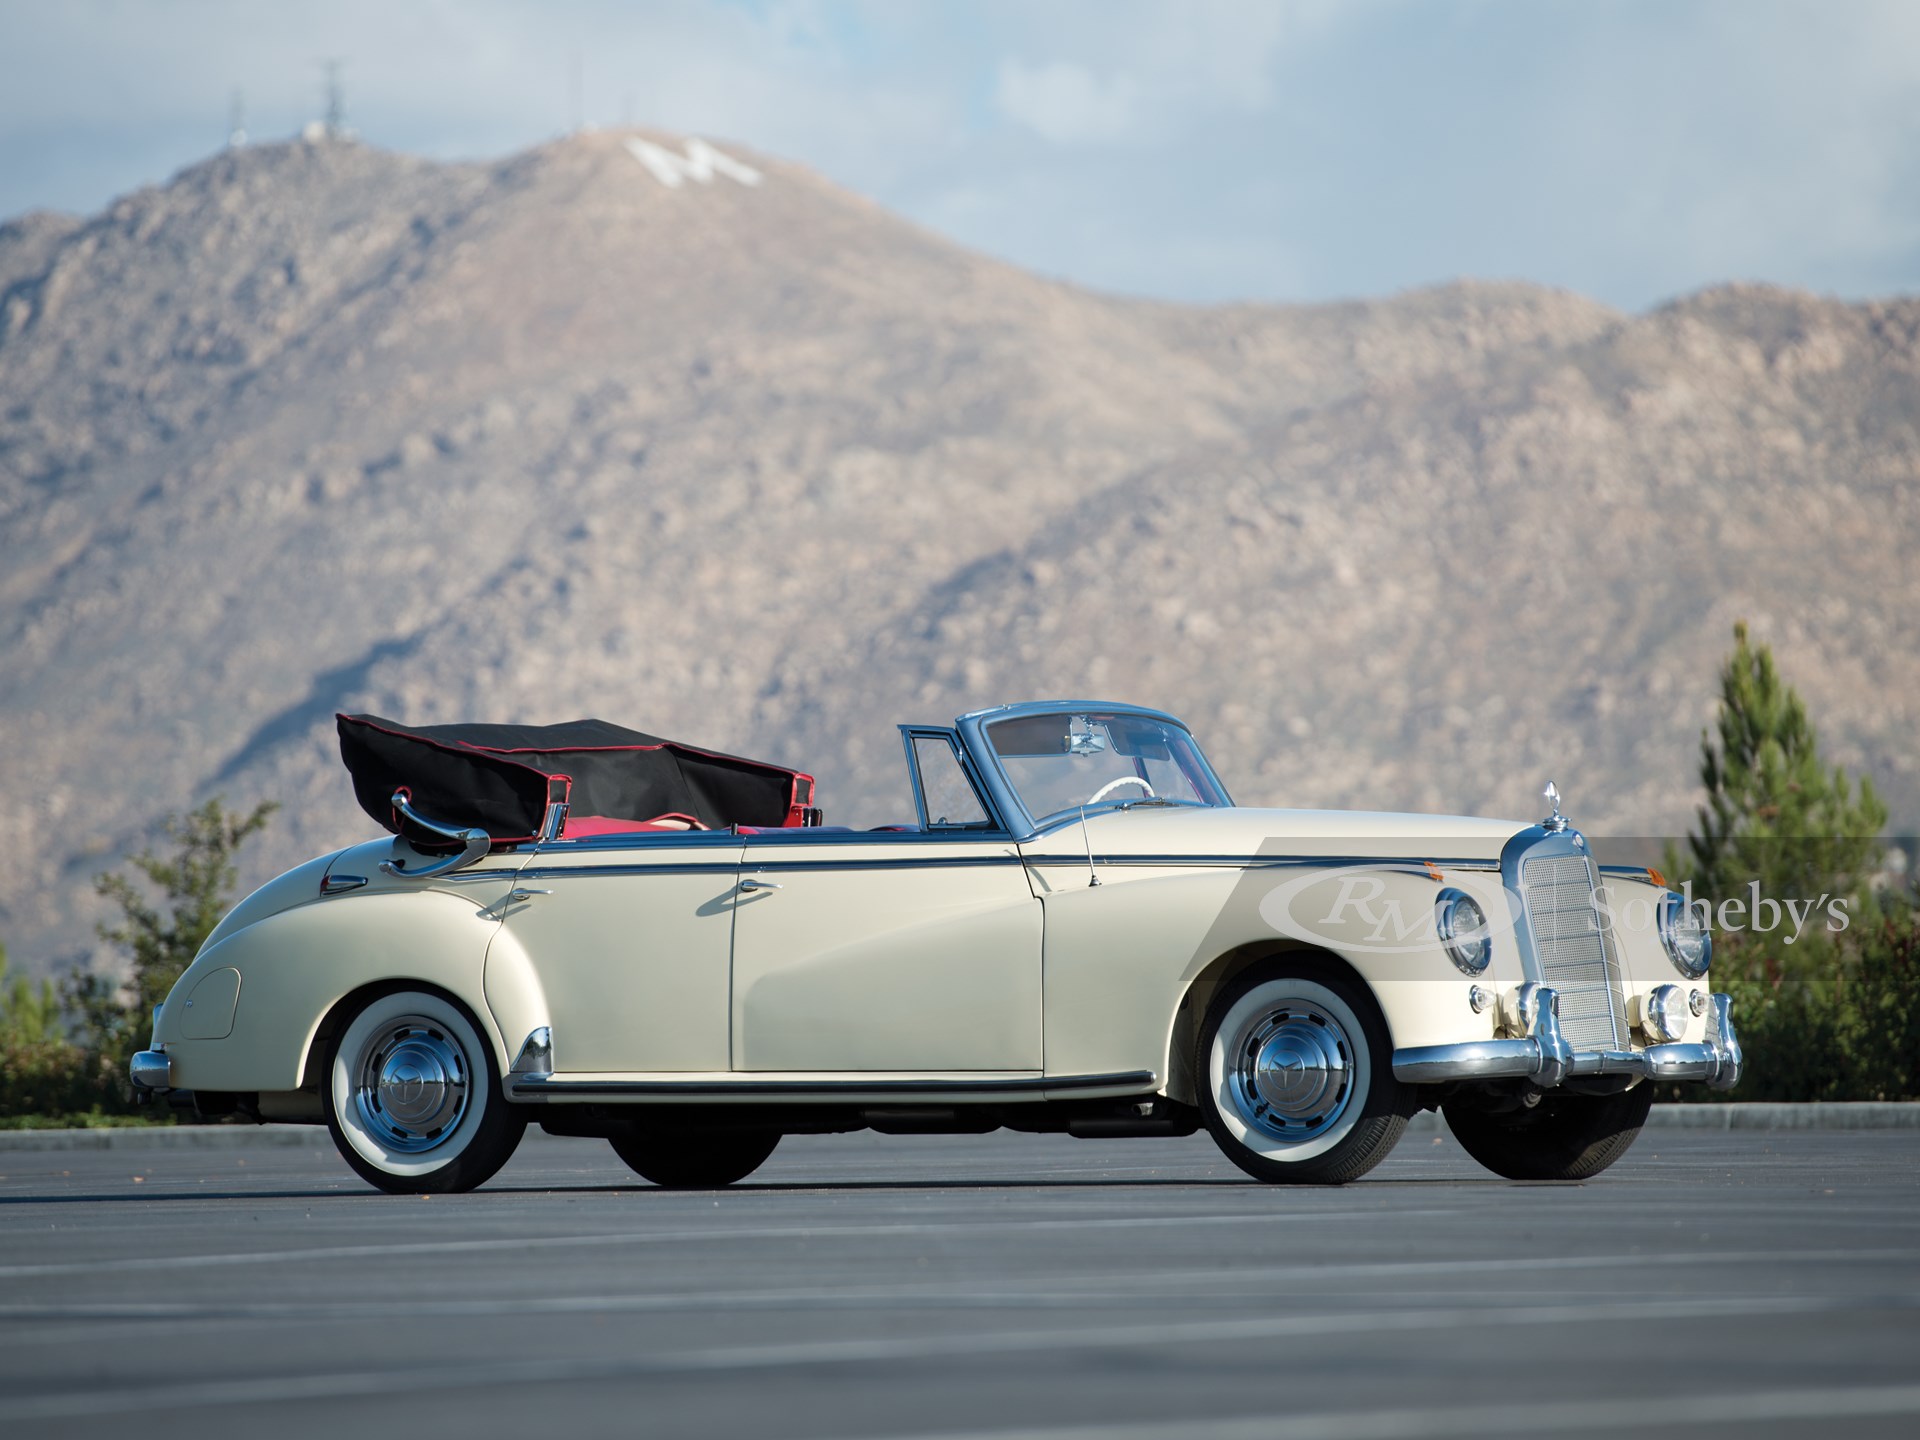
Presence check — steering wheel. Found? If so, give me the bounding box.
[1085,775,1156,806]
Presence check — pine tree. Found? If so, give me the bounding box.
[1665,624,1903,1102]
[1684,621,1886,920]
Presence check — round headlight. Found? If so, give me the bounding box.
[1435,888,1491,975]
[1644,982,1688,1043]
[1658,891,1712,978]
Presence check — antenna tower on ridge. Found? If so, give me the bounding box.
[322,58,346,140]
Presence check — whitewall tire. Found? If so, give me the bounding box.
[324,988,525,1194]
[1196,963,1410,1185]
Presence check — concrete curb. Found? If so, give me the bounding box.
[2,1103,1916,1150]
[0,1125,331,1152]
[1645,1102,1920,1130]
[1401,1102,1920,1133]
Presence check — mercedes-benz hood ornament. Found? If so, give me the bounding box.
[1542,779,1567,833]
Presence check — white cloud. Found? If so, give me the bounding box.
[0,0,1915,310]
[994,59,1140,144]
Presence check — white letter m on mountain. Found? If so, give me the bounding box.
[624,137,763,189]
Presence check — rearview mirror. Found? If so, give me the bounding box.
[1065,717,1108,756]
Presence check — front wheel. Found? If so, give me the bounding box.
[610,1129,781,1188]
[1443,1084,1653,1180]
[1195,963,1410,1185]
[324,988,526,1194]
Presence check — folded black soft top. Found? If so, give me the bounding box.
[337,713,814,848]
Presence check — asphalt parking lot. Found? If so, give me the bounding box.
[2,1124,1916,1440]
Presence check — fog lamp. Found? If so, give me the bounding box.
[1644,983,1689,1043]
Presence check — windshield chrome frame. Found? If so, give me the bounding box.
[953,701,1234,842]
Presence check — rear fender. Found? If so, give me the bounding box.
[158,890,529,1094]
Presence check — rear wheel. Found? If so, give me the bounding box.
[1443,1083,1653,1180]
[324,988,526,1194]
[609,1129,781,1188]
[1194,963,1410,1185]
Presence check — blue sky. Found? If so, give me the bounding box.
[2,0,1916,311]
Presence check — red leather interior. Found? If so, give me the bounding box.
[562,813,708,837]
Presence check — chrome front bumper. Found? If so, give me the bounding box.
[1392,989,1742,1091]
[129,1049,173,1092]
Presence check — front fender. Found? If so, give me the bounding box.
[159,888,520,1093]
[1035,860,1502,1095]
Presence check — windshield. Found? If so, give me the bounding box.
[985,712,1229,824]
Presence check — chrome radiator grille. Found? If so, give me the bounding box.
[1521,852,1628,1050]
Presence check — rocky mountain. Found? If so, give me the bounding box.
[2,129,1914,978]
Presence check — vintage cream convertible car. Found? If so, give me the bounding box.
[131,703,1741,1193]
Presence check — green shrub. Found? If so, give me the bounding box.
[1713,910,1918,1103]
[0,797,275,1124]
[0,947,124,1119]
[83,797,277,1059]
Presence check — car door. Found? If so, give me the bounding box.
[494,831,744,1073]
[728,731,1042,1072]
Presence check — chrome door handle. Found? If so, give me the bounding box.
[739,877,783,893]
[507,888,553,902]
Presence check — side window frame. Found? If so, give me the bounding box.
[898,726,1004,833]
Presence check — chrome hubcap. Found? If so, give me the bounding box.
[1226,1000,1353,1141]
[353,1017,470,1153]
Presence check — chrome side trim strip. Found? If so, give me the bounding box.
[738,832,1016,847]
[507,1069,1157,1104]
[519,855,1025,881]
[743,856,1024,873]
[533,831,746,854]
[1020,853,1504,872]
[539,829,1018,854]
[519,863,746,880]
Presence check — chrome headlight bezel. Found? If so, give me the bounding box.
[1435,887,1492,975]
[1658,890,1712,978]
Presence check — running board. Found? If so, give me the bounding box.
[506,1070,1158,1104]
